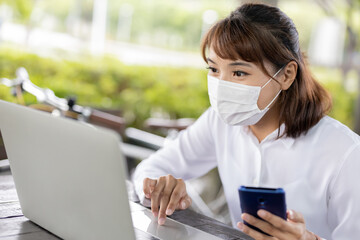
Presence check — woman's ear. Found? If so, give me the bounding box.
[279,61,297,90]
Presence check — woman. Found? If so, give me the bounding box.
[132,3,360,240]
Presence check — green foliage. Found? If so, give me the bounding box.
[312,67,357,128]
[107,0,213,51]
[326,81,356,128]
[2,0,235,51]
[0,49,209,128]
[0,49,356,129]
[0,0,34,22]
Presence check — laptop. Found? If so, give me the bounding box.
[0,100,222,240]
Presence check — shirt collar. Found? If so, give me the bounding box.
[241,124,296,149]
[277,124,296,149]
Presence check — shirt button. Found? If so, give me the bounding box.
[253,178,259,185]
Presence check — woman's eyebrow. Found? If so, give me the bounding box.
[207,58,252,67]
[207,58,216,64]
[229,61,252,67]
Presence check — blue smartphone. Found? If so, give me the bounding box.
[238,186,287,236]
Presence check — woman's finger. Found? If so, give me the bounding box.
[257,210,293,233]
[241,213,285,238]
[150,177,166,217]
[158,176,177,225]
[176,194,192,210]
[143,178,157,199]
[166,180,185,214]
[287,209,305,223]
[237,221,274,240]
[178,194,192,210]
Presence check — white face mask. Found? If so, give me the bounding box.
[208,68,283,126]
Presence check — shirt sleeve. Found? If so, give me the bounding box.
[132,108,218,205]
[327,143,360,239]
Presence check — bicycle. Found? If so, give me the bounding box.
[0,67,162,170]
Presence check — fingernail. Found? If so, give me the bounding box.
[145,193,150,198]
[258,209,266,218]
[166,209,173,215]
[158,218,165,225]
[289,210,294,219]
[237,222,244,231]
[181,201,186,209]
[153,211,158,217]
[242,213,249,221]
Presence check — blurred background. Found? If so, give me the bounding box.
[0,0,359,132]
[0,0,359,226]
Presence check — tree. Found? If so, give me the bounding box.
[315,0,360,133]
[0,0,37,45]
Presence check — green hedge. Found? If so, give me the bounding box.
[312,67,357,128]
[0,48,356,129]
[0,48,209,128]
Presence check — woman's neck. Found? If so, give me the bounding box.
[249,105,280,143]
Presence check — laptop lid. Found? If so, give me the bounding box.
[0,100,136,240]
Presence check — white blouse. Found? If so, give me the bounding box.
[132,108,360,240]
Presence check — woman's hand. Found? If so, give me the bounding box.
[143,175,192,225]
[237,209,318,240]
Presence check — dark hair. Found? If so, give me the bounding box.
[201,3,332,138]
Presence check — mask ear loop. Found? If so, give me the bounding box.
[260,66,285,110]
[261,66,284,89]
[263,88,282,110]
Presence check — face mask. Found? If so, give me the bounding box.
[207,67,283,126]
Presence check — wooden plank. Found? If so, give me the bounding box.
[0,216,60,239]
[0,201,22,218]
[0,169,18,203]
[0,231,60,240]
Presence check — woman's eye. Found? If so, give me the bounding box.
[233,71,247,77]
[206,67,218,73]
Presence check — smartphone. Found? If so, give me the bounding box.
[238,186,287,236]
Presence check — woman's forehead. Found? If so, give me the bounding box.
[208,47,275,73]
[208,48,246,63]
[208,48,256,67]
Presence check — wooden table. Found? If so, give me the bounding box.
[0,164,252,240]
